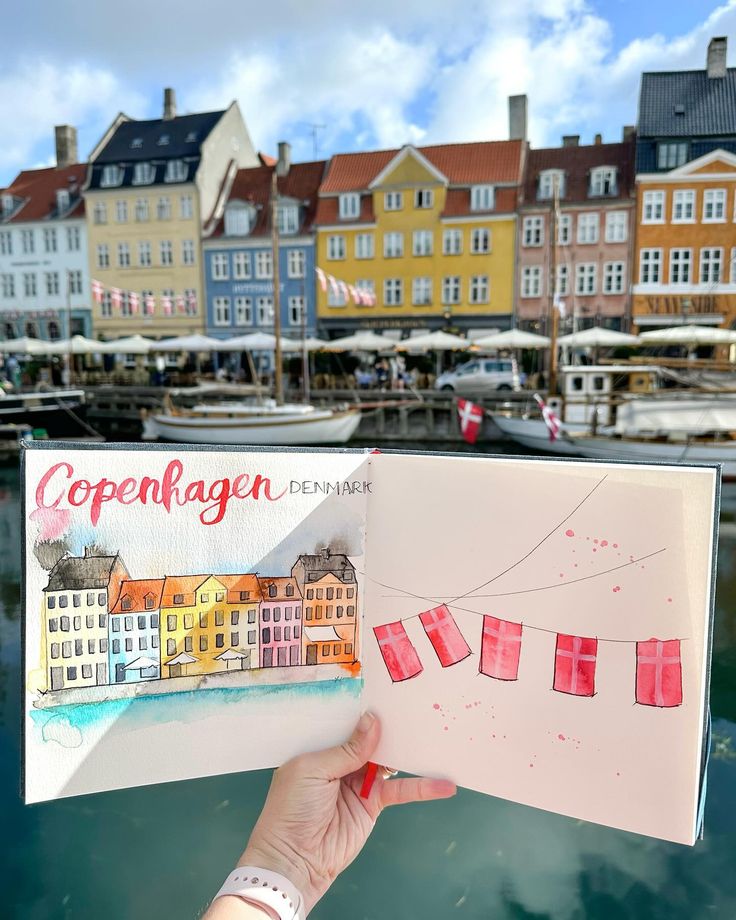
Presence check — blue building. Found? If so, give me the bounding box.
[108,578,164,683]
[203,145,325,362]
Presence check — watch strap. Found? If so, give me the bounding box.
[214,866,306,920]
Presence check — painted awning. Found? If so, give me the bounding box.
[166,652,198,665]
[304,626,342,642]
[215,648,248,660]
[123,655,158,670]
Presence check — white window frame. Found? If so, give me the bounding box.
[642,190,665,224]
[211,253,229,280]
[469,274,489,304]
[132,162,155,186]
[383,231,404,258]
[557,215,571,245]
[182,239,195,266]
[604,211,627,243]
[355,233,374,259]
[590,166,617,197]
[521,266,542,298]
[288,295,305,326]
[165,159,188,183]
[180,194,194,219]
[703,189,726,223]
[384,191,403,211]
[135,198,149,222]
[256,296,274,324]
[700,247,723,284]
[522,216,544,247]
[470,228,491,254]
[45,271,60,296]
[66,226,81,251]
[115,200,128,223]
[414,188,434,209]
[338,193,360,220]
[327,235,345,260]
[355,279,375,304]
[577,213,599,244]
[138,241,151,267]
[657,142,688,170]
[96,244,110,269]
[157,196,171,220]
[412,277,432,306]
[68,270,82,295]
[277,205,299,235]
[575,263,597,296]
[442,228,462,255]
[470,185,495,211]
[213,296,232,326]
[441,276,461,305]
[640,248,662,284]
[603,261,625,294]
[43,228,57,253]
[255,251,273,279]
[556,264,569,296]
[669,248,692,284]
[233,252,251,280]
[235,296,253,325]
[383,278,403,306]
[159,240,173,266]
[538,171,565,201]
[287,249,305,279]
[412,230,433,256]
[672,189,695,223]
[117,242,130,268]
[93,203,107,225]
[100,164,124,188]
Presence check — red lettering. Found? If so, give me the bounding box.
[184,480,206,503]
[202,478,231,525]
[35,462,73,510]
[139,476,161,504]
[251,474,288,502]
[117,478,138,503]
[161,460,184,510]
[68,479,91,507]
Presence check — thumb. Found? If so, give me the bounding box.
[311,711,380,780]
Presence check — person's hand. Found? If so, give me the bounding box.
[236,711,456,915]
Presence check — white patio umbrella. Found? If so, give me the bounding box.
[473,329,551,350]
[154,334,223,352]
[639,324,736,346]
[0,336,55,355]
[97,335,155,354]
[394,330,469,351]
[123,656,159,672]
[44,335,106,355]
[556,327,640,348]
[280,336,328,352]
[217,332,292,351]
[323,331,392,352]
[214,648,249,669]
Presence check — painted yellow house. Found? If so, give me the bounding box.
[84,88,258,339]
[314,140,524,336]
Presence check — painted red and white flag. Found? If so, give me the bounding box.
[480,616,522,680]
[161,294,173,316]
[374,621,423,682]
[128,291,140,314]
[419,604,471,667]
[315,266,328,292]
[554,634,597,697]
[176,294,186,315]
[144,293,156,315]
[91,279,104,304]
[110,287,122,309]
[533,393,561,442]
[457,398,484,444]
[187,291,197,314]
[636,639,682,707]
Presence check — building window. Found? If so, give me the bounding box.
[703,189,726,223]
[575,263,597,295]
[442,276,461,305]
[23,273,37,297]
[640,249,662,284]
[0,274,14,298]
[256,296,273,324]
[384,191,403,211]
[670,248,692,284]
[471,185,495,211]
[0,231,11,255]
[68,271,82,295]
[657,142,688,170]
[443,229,462,255]
[287,249,305,278]
[672,189,695,223]
[605,211,628,243]
[138,241,152,267]
[117,242,130,268]
[157,196,171,220]
[556,264,569,296]
[412,230,432,256]
[470,228,491,254]
[642,190,665,224]
[165,159,188,183]
[182,240,195,265]
[383,232,403,258]
[589,167,617,197]
[100,291,112,317]
[45,272,60,296]
[224,205,252,236]
[20,230,35,254]
[67,667,77,681]
[327,235,345,260]
[521,266,542,298]
[132,162,155,185]
[355,279,374,304]
[180,194,194,219]
[522,216,544,247]
[43,228,57,253]
[101,165,124,188]
[412,277,432,306]
[208,252,229,281]
[538,171,565,201]
[160,240,173,266]
[135,198,149,221]
[255,251,273,278]
[114,200,127,223]
[66,226,81,251]
[233,252,251,279]
[577,213,599,244]
[288,296,305,326]
[355,233,374,259]
[339,193,360,219]
[603,262,625,294]
[700,248,723,284]
[469,275,489,304]
[167,639,176,656]
[214,296,231,326]
[235,296,253,325]
[278,205,299,234]
[415,188,433,209]
[383,278,403,306]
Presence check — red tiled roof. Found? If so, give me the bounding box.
[161,574,211,608]
[313,194,376,226]
[218,573,261,605]
[257,576,302,602]
[258,152,277,167]
[320,140,524,193]
[441,185,518,218]
[211,160,326,237]
[522,141,635,206]
[111,578,165,614]
[3,163,87,222]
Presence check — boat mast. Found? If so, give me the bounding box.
[271,170,284,405]
[548,175,560,396]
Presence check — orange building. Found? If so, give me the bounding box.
[291,550,358,666]
[632,150,736,330]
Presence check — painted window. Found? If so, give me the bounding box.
[256,296,273,324]
[441,276,461,305]
[0,231,12,255]
[470,228,490,254]
[66,226,81,251]
[165,159,188,183]
[700,248,723,284]
[233,252,251,279]
[327,235,345,260]
[603,262,625,294]
[589,167,617,197]
[383,232,404,258]
[556,264,569,295]
[287,249,305,278]
[180,195,194,219]
[235,296,253,325]
[211,253,229,280]
[182,240,195,265]
[413,230,432,256]
[414,188,433,209]
[43,228,57,252]
[469,274,489,304]
[135,198,149,221]
[138,241,152,267]
[132,162,155,185]
[0,274,14,298]
[412,277,432,305]
[538,171,565,201]
[288,296,305,326]
[117,242,130,268]
[115,200,128,223]
[383,278,403,306]
[23,272,37,297]
[101,165,124,188]
[384,191,403,211]
[355,233,374,259]
[21,229,35,253]
[703,189,726,223]
[443,229,462,255]
[278,205,299,234]
[255,251,273,278]
[213,296,231,326]
[160,240,173,266]
[45,272,60,296]
[157,197,171,220]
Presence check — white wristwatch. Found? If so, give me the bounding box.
[214,866,306,920]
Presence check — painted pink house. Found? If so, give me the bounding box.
[516,134,636,332]
[256,576,303,668]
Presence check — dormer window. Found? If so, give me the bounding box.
[165,160,188,183]
[538,170,565,201]
[589,166,617,197]
[285,584,294,597]
[121,597,132,611]
[130,138,143,149]
[224,203,255,236]
[268,584,277,598]
[2,193,15,216]
[277,204,299,235]
[158,134,170,146]
[132,162,155,186]
[185,132,198,143]
[100,165,124,188]
[470,185,495,211]
[338,193,360,220]
[55,189,70,213]
[145,595,155,609]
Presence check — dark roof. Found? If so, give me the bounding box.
[45,553,122,591]
[522,141,635,205]
[94,110,226,163]
[638,69,736,138]
[211,160,326,237]
[1,163,86,223]
[295,552,355,583]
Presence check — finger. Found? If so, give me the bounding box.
[308,711,380,780]
[379,776,457,808]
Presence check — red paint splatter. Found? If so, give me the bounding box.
[592,548,597,553]
[559,573,564,578]
[529,763,534,768]
[593,538,599,544]
[667,597,673,603]
[443,726,449,731]
[601,540,608,547]
[612,585,621,593]
[433,703,440,710]
[565,529,575,537]
[558,733,566,741]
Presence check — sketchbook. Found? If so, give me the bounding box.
[22,442,719,846]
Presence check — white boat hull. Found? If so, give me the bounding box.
[144,407,362,446]
[566,435,736,477]
[491,414,589,456]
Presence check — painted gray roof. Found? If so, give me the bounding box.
[45,554,120,591]
[295,553,355,583]
[638,69,736,138]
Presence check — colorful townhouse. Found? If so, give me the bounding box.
[83,88,258,340]
[292,550,358,665]
[217,573,261,670]
[516,135,636,332]
[632,38,736,330]
[202,144,325,351]
[43,550,129,692]
[108,578,164,683]
[314,99,526,337]
[256,576,303,667]
[0,126,92,340]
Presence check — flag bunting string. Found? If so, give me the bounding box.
[91,279,198,316]
[315,266,376,306]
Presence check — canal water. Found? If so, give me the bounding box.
[2,446,736,919]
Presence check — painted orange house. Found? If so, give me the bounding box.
[292,550,358,666]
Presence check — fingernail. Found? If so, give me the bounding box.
[357,711,375,733]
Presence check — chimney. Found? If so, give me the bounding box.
[276,141,291,177]
[508,94,528,142]
[562,135,579,147]
[163,87,177,120]
[54,125,78,168]
[622,125,636,142]
[320,547,330,560]
[594,133,602,145]
[707,37,727,78]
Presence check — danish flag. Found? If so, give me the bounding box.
[187,291,197,314]
[128,292,140,314]
[110,287,122,309]
[315,267,328,292]
[457,398,484,445]
[144,293,156,315]
[533,393,561,442]
[161,294,173,316]
[91,279,103,304]
[176,294,186,315]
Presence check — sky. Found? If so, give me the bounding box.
[1,0,735,186]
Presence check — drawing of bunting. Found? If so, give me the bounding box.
[419,604,471,667]
[480,616,522,680]
[91,279,103,304]
[636,639,682,707]
[315,266,327,292]
[554,634,597,696]
[457,398,484,444]
[374,621,423,682]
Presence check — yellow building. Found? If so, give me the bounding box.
[314,140,524,337]
[84,88,258,339]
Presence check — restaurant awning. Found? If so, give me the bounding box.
[123,656,159,670]
[304,626,342,642]
[165,651,198,665]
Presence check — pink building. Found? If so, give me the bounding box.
[256,576,303,668]
[516,134,636,333]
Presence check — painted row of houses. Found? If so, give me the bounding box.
[3,36,736,344]
[41,547,358,694]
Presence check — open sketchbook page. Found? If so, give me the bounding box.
[362,453,717,845]
[23,445,369,803]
